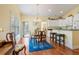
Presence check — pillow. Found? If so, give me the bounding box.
[15,34,20,44]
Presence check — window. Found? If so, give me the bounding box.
[22,22,29,35]
[10,16,19,36]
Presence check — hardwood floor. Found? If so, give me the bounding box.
[29,41,79,55]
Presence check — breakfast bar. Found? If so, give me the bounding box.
[47,29,79,49]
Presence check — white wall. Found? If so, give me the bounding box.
[0,5,21,40]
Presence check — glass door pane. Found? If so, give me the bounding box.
[10,16,20,42]
[23,22,29,35]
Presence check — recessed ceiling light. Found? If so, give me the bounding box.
[60,11,63,14]
[48,9,52,12]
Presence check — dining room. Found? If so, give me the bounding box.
[19,4,79,55]
[1,4,79,55]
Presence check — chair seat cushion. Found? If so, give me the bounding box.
[15,44,24,52]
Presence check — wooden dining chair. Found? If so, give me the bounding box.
[37,31,46,43]
[42,31,46,42]
[6,32,16,47]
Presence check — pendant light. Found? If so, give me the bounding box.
[36,4,39,21]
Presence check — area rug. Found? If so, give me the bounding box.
[29,38,53,52]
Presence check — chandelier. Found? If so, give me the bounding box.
[36,4,39,20]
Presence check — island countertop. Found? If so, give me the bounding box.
[48,29,79,31]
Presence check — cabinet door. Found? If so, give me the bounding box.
[47,20,51,27]
[58,19,62,26]
[73,13,79,21]
[63,20,67,26]
[65,17,73,26]
[49,20,57,26]
[59,19,67,26]
[73,14,79,29]
[47,20,55,27]
[52,20,57,26]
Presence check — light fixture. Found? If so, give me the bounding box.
[48,9,52,12]
[60,11,63,14]
[35,4,40,21]
[34,4,40,22]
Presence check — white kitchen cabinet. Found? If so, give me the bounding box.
[52,20,58,26]
[47,20,53,27]
[58,19,63,26]
[73,13,79,29]
[62,20,67,26]
[47,20,59,27]
[47,16,73,27]
[73,13,79,21]
[65,16,73,26]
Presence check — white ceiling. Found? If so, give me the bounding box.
[18,4,79,17]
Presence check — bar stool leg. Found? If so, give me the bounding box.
[59,36,60,46]
[50,34,52,41]
[55,35,56,43]
[63,37,65,48]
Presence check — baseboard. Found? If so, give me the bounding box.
[73,45,79,49]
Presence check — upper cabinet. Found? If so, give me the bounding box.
[73,13,79,29]
[58,19,65,26]
[48,17,73,27]
[47,14,79,29]
[47,20,57,27]
[73,13,79,21]
[65,16,73,26]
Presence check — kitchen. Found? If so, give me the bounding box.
[47,13,79,49]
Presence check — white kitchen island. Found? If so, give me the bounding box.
[47,29,79,49]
